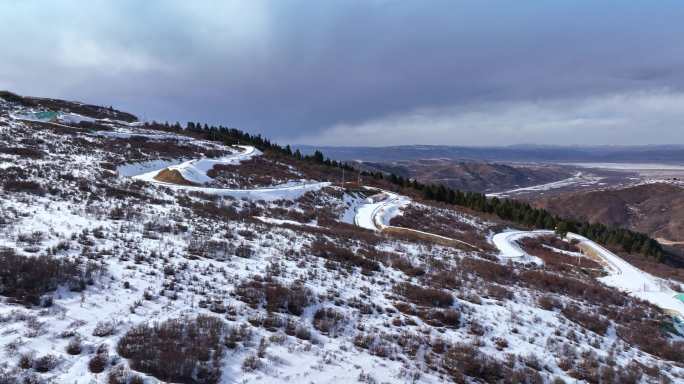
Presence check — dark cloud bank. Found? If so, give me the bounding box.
[2,1,684,146]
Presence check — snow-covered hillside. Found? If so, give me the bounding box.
[0,93,683,384]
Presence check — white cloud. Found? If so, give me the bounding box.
[56,36,167,73]
[292,89,684,146]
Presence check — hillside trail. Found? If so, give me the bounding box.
[353,190,482,251]
[493,230,684,322]
[121,144,330,201]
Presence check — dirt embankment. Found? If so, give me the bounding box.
[381,226,481,252]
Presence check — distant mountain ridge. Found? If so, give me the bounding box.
[296,144,684,163]
[360,159,574,193]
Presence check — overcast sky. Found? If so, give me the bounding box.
[2,1,684,146]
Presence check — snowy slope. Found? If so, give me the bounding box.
[1,96,684,383]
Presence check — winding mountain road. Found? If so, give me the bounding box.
[492,230,684,320]
[121,145,330,201]
[353,190,482,251]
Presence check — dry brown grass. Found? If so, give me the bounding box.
[575,243,611,269]
[382,226,480,251]
[153,168,197,186]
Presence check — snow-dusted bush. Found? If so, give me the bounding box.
[0,366,21,384]
[241,354,260,372]
[88,348,108,373]
[106,364,129,384]
[309,239,379,274]
[234,244,253,259]
[225,323,252,349]
[33,354,59,373]
[92,321,116,337]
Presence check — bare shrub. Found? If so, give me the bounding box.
[208,156,300,188]
[309,240,379,274]
[442,343,506,382]
[2,180,45,195]
[117,315,225,383]
[66,337,82,355]
[235,277,313,316]
[388,254,425,277]
[0,247,103,306]
[88,346,109,374]
[562,305,610,336]
[617,322,684,363]
[485,284,513,301]
[313,307,346,336]
[537,294,561,311]
[520,237,603,275]
[33,354,58,373]
[520,270,625,306]
[225,324,252,349]
[107,364,130,384]
[423,308,460,328]
[0,146,45,159]
[18,353,33,369]
[462,258,515,284]
[393,282,453,308]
